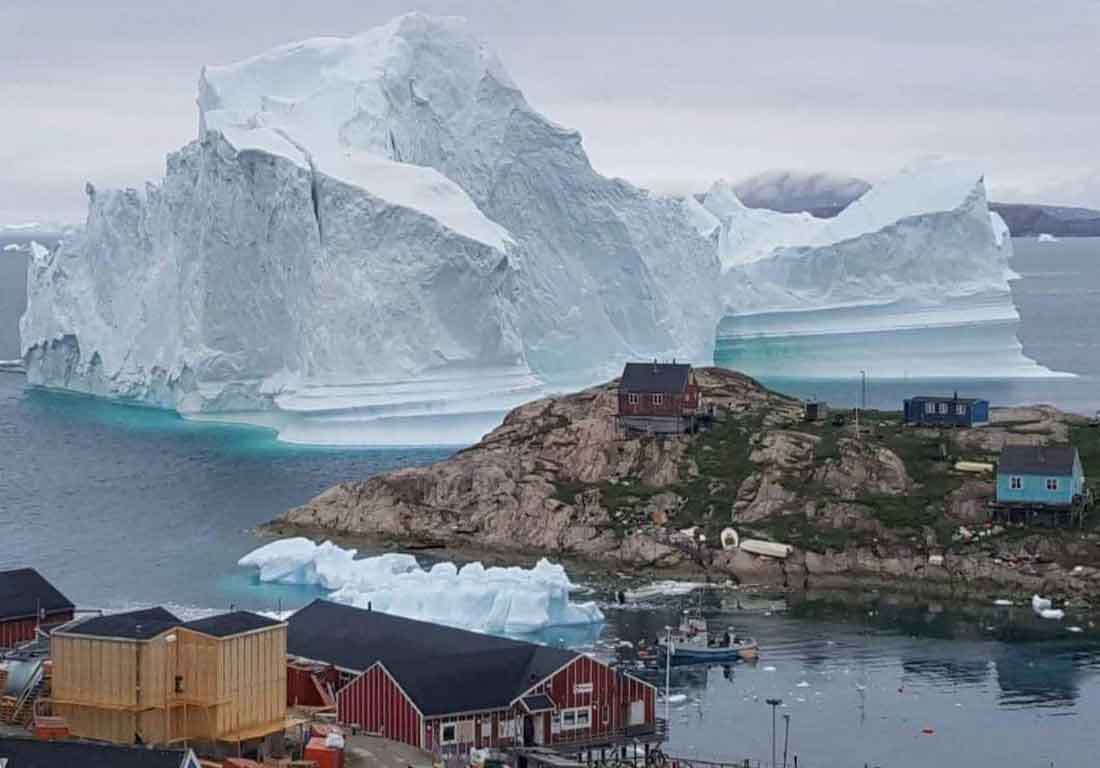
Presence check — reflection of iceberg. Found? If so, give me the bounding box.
[238,538,604,635]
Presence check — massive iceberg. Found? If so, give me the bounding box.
[20,14,718,444]
[20,14,1055,444]
[703,160,1061,379]
[238,538,604,635]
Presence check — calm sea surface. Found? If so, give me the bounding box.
[2,238,1100,766]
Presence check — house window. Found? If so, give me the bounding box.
[924,402,935,415]
[955,404,967,416]
[652,394,664,406]
[628,393,638,405]
[1047,478,1059,492]
[1010,476,1022,490]
[937,403,948,415]
[500,720,515,740]
[602,705,610,725]
[441,723,457,744]
[559,707,591,731]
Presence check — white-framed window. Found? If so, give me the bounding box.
[481,719,492,739]
[441,722,458,745]
[500,719,516,740]
[924,402,936,415]
[937,402,948,415]
[602,705,610,725]
[1047,478,1059,491]
[1010,476,1023,490]
[955,404,967,416]
[559,706,591,731]
[628,393,639,405]
[652,394,664,406]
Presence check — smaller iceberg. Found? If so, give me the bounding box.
[1037,233,1059,242]
[239,538,604,635]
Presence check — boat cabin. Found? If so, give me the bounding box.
[617,362,702,435]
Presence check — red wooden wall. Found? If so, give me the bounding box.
[287,662,340,707]
[0,612,73,649]
[531,655,656,746]
[338,664,423,749]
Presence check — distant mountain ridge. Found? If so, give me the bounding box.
[734,170,1100,236]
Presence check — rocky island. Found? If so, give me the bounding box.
[272,368,1100,603]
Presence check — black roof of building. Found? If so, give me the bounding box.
[906,395,987,405]
[999,444,1079,476]
[181,611,282,638]
[62,607,180,640]
[0,568,74,622]
[0,737,193,768]
[288,600,577,717]
[619,362,692,394]
[520,694,556,713]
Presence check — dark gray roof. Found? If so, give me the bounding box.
[181,611,282,638]
[521,694,556,713]
[0,568,74,622]
[619,363,692,394]
[288,600,577,716]
[906,395,987,405]
[999,445,1079,476]
[63,607,180,640]
[0,737,191,768]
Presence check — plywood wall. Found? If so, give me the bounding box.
[50,625,286,745]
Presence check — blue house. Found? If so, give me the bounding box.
[996,445,1086,507]
[903,394,989,427]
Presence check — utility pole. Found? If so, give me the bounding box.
[766,698,782,768]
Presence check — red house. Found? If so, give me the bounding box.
[286,601,661,759]
[617,362,702,435]
[0,568,75,649]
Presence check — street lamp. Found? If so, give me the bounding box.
[782,713,791,768]
[765,698,782,768]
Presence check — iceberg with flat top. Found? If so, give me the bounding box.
[238,537,603,634]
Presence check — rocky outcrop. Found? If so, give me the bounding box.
[274,368,1098,601]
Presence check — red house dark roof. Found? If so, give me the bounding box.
[0,568,74,622]
[288,600,576,716]
[619,363,692,394]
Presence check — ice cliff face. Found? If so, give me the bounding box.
[22,13,719,440]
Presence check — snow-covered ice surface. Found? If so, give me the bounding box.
[20,15,1058,443]
[238,537,604,635]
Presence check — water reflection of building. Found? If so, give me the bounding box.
[994,647,1083,708]
[901,654,991,687]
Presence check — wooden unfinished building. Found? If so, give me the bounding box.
[49,608,289,748]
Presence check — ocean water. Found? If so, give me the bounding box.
[2,237,1100,766]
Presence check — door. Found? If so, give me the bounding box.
[533,713,545,745]
[629,700,645,726]
[523,715,535,746]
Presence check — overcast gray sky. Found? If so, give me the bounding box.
[2,0,1098,223]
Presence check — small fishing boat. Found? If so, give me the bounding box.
[658,611,758,664]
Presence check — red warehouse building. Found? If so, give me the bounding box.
[0,568,75,649]
[286,601,661,758]
[617,362,702,435]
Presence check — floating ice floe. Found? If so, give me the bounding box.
[993,599,1013,607]
[238,537,604,634]
[1067,626,1084,633]
[664,694,688,705]
[623,580,708,600]
[1031,594,1052,612]
[1037,233,1059,242]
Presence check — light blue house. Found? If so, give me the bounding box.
[996,445,1086,507]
